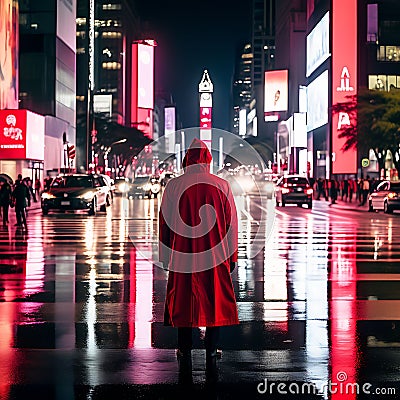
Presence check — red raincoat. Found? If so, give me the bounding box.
[160,138,239,327]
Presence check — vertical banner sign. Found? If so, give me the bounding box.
[131,42,154,139]
[332,0,357,174]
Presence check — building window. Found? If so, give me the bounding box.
[368,74,400,91]
[367,4,378,43]
[377,45,400,62]
[102,31,122,39]
[102,62,121,70]
[102,4,122,10]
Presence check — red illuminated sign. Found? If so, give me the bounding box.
[131,42,154,139]
[332,0,357,174]
[200,107,212,129]
[0,110,27,159]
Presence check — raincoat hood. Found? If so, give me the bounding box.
[182,138,212,172]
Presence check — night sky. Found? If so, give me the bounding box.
[133,0,252,131]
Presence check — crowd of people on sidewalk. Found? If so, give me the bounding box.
[312,176,378,206]
[0,174,42,229]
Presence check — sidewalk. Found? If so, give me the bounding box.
[314,197,369,211]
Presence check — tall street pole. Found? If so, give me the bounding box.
[199,69,214,156]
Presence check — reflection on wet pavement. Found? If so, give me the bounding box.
[0,197,400,398]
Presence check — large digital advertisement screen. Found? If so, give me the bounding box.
[137,43,154,109]
[0,0,18,110]
[306,12,330,77]
[264,70,288,113]
[131,43,155,138]
[332,0,357,174]
[307,70,328,132]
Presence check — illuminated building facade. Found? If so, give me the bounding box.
[11,0,77,180]
[273,0,400,178]
[232,43,253,135]
[76,0,140,170]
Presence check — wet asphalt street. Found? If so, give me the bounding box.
[0,194,400,399]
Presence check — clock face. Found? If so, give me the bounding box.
[201,93,211,100]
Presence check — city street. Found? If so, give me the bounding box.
[1,194,400,399]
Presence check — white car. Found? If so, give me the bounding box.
[368,180,400,213]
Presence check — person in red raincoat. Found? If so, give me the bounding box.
[159,138,239,383]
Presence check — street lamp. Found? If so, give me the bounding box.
[104,138,127,176]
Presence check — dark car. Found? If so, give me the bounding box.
[275,175,313,208]
[368,180,400,213]
[128,176,161,199]
[41,174,112,215]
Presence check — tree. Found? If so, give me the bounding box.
[332,88,400,173]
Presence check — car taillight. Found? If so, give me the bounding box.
[282,188,290,194]
[305,188,313,195]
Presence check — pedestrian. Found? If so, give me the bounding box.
[322,178,329,200]
[44,175,53,191]
[348,177,354,203]
[159,138,239,384]
[34,178,41,198]
[0,180,12,227]
[24,178,36,202]
[342,179,349,202]
[316,178,324,200]
[329,179,338,206]
[11,180,30,228]
[362,176,370,205]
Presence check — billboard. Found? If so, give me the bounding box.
[57,0,76,52]
[131,42,155,138]
[0,0,18,110]
[94,94,112,116]
[164,106,176,153]
[332,0,357,174]
[306,12,330,77]
[137,43,154,109]
[264,70,288,115]
[0,110,45,160]
[307,70,328,131]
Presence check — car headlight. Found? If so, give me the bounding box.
[41,192,55,200]
[117,182,129,193]
[143,183,152,191]
[281,188,290,194]
[78,192,94,200]
[387,192,398,199]
[305,188,313,195]
[151,183,161,193]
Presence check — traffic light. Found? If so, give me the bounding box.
[67,144,76,159]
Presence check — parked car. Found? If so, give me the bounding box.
[368,180,400,213]
[41,174,112,216]
[275,175,313,208]
[128,175,161,199]
[99,174,115,202]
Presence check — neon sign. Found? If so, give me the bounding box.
[331,0,358,174]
